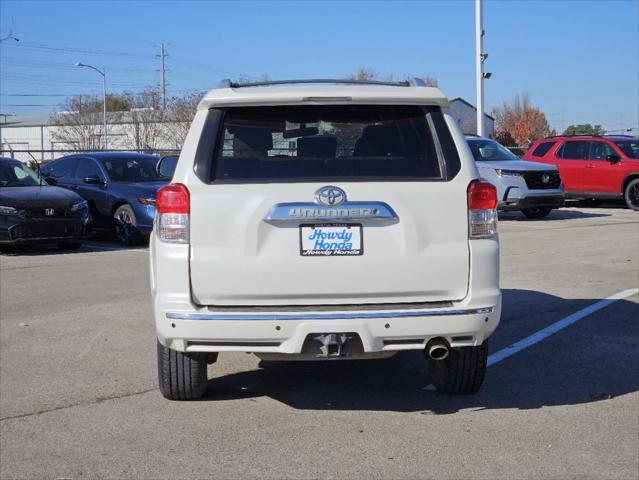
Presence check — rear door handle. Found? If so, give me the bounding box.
[585,163,595,168]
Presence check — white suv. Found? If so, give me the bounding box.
[150,79,501,400]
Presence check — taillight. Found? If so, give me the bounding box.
[156,184,190,243]
[468,180,498,239]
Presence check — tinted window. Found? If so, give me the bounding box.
[210,105,459,183]
[589,142,617,161]
[467,139,520,162]
[0,162,41,187]
[615,140,639,159]
[558,141,589,160]
[76,158,104,180]
[531,141,555,157]
[46,157,79,178]
[98,156,161,182]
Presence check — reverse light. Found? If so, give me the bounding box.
[468,180,498,239]
[156,184,189,243]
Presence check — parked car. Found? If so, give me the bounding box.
[0,157,91,250]
[41,152,168,244]
[151,78,502,400]
[466,136,564,219]
[524,135,639,211]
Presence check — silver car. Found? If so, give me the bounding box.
[466,136,564,219]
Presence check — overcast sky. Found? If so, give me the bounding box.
[1,0,637,133]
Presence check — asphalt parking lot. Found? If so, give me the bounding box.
[1,205,638,479]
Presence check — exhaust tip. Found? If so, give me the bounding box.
[426,338,450,361]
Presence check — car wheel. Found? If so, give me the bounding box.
[624,179,639,211]
[157,340,209,401]
[428,343,488,394]
[521,207,552,219]
[57,241,83,251]
[113,204,140,245]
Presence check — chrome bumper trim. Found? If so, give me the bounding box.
[166,306,494,321]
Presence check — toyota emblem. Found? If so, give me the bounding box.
[314,186,347,207]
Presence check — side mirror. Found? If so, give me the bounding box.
[606,154,621,164]
[157,155,178,179]
[84,174,104,184]
[44,177,57,186]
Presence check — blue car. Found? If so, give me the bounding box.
[41,152,168,244]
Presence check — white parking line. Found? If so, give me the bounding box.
[422,287,639,390]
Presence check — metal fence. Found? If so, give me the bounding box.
[1,146,529,165]
[0,148,181,164]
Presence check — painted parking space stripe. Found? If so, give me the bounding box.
[486,288,638,366]
[423,288,639,390]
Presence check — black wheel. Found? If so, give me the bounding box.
[521,207,552,219]
[157,340,208,400]
[624,179,639,211]
[113,204,140,246]
[57,241,83,251]
[428,343,488,394]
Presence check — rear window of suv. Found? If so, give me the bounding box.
[199,105,460,183]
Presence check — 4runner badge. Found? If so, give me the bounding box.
[263,187,399,225]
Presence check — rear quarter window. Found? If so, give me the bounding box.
[531,141,556,157]
[195,105,461,183]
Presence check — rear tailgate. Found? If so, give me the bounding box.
[189,181,469,305]
[187,104,470,306]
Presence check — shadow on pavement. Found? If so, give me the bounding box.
[200,289,638,413]
[499,210,611,222]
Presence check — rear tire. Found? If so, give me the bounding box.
[521,207,552,219]
[429,343,488,394]
[624,178,639,211]
[157,340,208,400]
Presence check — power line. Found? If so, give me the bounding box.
[1,40,153,59]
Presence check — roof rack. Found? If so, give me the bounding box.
[218,78,427,89]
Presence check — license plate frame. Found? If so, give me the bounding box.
[299,223,363,257]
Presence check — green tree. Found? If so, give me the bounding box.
[562,124,604,136]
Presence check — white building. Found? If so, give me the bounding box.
[448,97,495,137]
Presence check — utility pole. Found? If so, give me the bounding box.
[159,43,167,110]
[75,63,107,150]
[476,0,491,137]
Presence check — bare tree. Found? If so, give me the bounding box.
[164,92,204,149]
[50,96,110,150]
[123,88,167,150]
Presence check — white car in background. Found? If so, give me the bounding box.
[151,79,502,400]
[466,135,564,219]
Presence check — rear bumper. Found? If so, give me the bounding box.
[159,302,501,354]
[151,234,502,354]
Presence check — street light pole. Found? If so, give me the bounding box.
[75,62,108,150]
[476,0,485,137]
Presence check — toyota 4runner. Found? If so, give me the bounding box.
[151,79,502,400]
